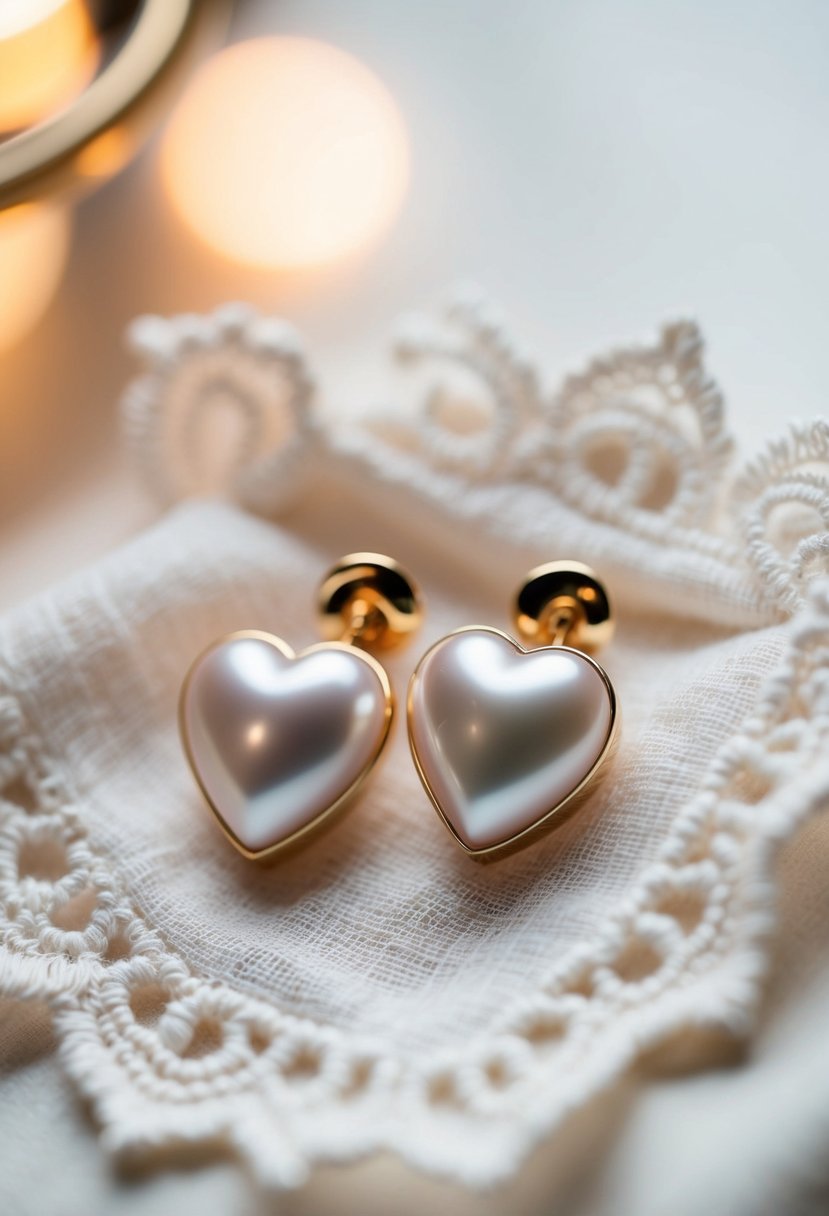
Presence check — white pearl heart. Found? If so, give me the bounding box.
[180,631,392,858]
[408,628,616,858]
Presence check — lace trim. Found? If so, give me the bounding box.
[121,291,829,625]
[2,295,829,1189]
[2,585,829,1186]
[122,304,319,517]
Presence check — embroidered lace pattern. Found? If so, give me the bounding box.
[2,292,829,1189]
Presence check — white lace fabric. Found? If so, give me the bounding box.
[2,293,829,1190]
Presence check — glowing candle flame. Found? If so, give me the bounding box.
[0,203,70,353]
[161,37,410,270]
[0,0,98,133]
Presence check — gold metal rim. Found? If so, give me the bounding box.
[407,625,619,863]
[0,0,223,207]
[179,628,394,862]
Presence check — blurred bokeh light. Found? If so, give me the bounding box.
[0,0,98,134]
[161,36,410,270]
[0,203,70,351]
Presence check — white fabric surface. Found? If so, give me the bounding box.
[0,498,784,1047]
[2,300,829,1211]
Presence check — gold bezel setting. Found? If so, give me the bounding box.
[179,629,394,862]
[407,626,619,863]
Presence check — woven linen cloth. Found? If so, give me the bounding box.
[2,296,829,1197]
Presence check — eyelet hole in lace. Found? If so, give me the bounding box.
[342,1058,374,1097]
[51,886,98,932]
[248,1026,272,1055]
[518,1015,566,1047]
[282,1046,322,1082]
[168,338,308,501]
[432,385,494,436]
[483,1058,512,1089]
[583,434,629,487]
[103,932,133,963]
[654,889,707,935]
[723,767,775,806]
[17,835,69,882]
[426,1073,462,1109]
[638,450,679,512]
[561,968,595,999]
[612,938,663,984]
[129,983,170,1027]
[181,1017,224,1059]
[1,774,39,813]
[181,376,263,496]
[678,826,716,865]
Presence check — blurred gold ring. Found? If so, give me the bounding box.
[0,0,225,208]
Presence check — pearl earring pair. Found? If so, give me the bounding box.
[179,554,618,863]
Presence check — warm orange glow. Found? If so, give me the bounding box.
[0,0,99,133]
[74,126,134,179]
[0,203,70,353]
[161,37,410,270]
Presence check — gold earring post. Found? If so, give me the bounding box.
[513,560,614,653]
[317,553,424,652]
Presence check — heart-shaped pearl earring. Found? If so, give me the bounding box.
[180,554,423,860]
[408,562,618,861]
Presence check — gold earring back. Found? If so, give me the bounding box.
[317,552,424,652]
[513,560,614,652]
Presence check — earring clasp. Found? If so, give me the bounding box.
[317,553,424,652]
[513,560,614,653]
